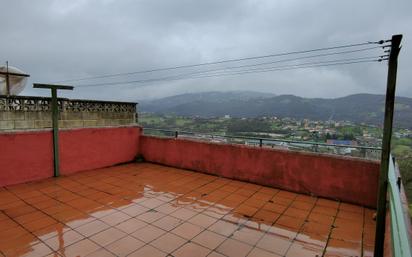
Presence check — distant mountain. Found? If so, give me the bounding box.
[139,91,275,111]
[140,91,412,128]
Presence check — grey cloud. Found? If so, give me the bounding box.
[0,0,411,101]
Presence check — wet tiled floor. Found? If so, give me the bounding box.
[0,163,376,257]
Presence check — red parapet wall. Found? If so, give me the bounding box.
[0,128,380,207]
[0,126,141,187]
[60,126,141,175]
[140,135,380,208]
[0,130,53,187]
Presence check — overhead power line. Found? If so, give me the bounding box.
[155,54,387,81]
[55,41,386,83]
[77,57,382,88]
[186,46,383,74]
[77,56,381,87]
[187,59,380,79]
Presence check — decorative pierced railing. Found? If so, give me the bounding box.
[0,95,137,130]
[0,95,136,113]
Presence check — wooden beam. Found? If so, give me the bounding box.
[0,71,30,77]
[33,83,74,90]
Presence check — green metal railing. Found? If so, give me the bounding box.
[388,154,412,256]
[142,127,381,158]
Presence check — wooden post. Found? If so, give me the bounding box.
[1,62,30,95]
[6,61,10,96]
[33,83,74,177]
[374,34,402,257]
[51,88,60,177]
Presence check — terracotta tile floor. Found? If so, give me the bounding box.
[0,163,376,257]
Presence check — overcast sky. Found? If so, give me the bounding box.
[1,0,411,101]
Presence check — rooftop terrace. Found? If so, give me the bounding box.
[1,32,410,257]
[0,163,375,257]
[0,89,410,256]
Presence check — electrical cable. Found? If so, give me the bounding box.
[54,41,386,83]
[77,58,382,88]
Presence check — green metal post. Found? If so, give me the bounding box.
[374,34,402,257]
[51,88,60,177]
[33,83,74,178]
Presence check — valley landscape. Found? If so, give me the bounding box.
[141,91,412,128]
[140,91,412,209]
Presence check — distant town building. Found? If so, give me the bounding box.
[326,139,358,146]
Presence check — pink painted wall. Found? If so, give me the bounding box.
[0,127,380,207]
[0,130,53,187]
[140,136,380,208]
[60,126,141,175]
[0,126,141,187]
